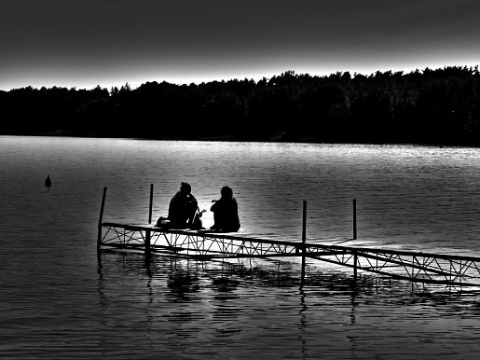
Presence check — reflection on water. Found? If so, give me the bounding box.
[93,252,480,360]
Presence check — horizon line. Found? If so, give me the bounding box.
[2,64,479,92]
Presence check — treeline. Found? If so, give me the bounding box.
[2,66,480,145]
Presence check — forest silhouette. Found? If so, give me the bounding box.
[2,66,480,145]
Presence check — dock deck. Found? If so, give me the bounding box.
[98,221,480,288]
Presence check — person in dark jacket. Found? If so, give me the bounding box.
[210,186,240,232]
[168,182,198,228]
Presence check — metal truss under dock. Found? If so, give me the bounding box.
[98,221,480,288]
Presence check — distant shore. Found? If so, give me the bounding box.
[13,131,475,149]
[3,67,480,147]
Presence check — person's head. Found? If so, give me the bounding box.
[180,182,191,194]
[221,186,233,199]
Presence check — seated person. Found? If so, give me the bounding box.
[210,186,240,232]
[167,182,198,228]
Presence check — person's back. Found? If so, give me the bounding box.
[210,186,240,232]
[168,191,188,222]
[168,182,197,228]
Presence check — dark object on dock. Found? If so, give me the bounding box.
[45,175,51,188]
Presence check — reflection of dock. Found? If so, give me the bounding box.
[97,187,480,288]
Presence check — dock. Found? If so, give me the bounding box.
[97,187,480,288]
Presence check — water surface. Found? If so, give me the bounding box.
[1,136,480,359]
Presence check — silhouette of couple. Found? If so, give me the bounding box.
[158,182,240,232]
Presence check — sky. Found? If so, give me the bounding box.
[2,0,480,91]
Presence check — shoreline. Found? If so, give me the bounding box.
[7,131,479,148]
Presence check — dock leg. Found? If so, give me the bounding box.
[145,229,152,268]
[97,187,107,252]
[353,199,357,240]
[145,229,151,257]
[301,200,307,286]
[149,184,154,224]
[353,251,358,282]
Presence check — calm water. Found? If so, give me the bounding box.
[1,136,480,359]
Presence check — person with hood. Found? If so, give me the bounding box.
[210,186,240,232]
[167,182,198,228]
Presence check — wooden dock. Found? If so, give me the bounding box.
[97,187,480,288]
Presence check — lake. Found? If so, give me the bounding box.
[1,136,480,359]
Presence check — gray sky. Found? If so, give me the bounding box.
[2,0,480,90]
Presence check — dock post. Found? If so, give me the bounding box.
[97,187,107,251]
[352,249,358,293]
[301,200,307,286]
[148,183,154,224]
[146,184,153,258]
[353,199,357,240]
[353,250,358,282]
[145,229,151,257]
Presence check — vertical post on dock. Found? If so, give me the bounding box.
[97,187,107,251]
[353,199,357,240]
[148,183,154,224]
[301,200,307,286]
[353,251,358,282]
[145,229,151,257]
[146,184,154,257]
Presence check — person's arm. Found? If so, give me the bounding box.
[188,193,196,203]
[233,199,240,226]
[211,199,219,212]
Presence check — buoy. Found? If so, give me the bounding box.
[45,175,52,188]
